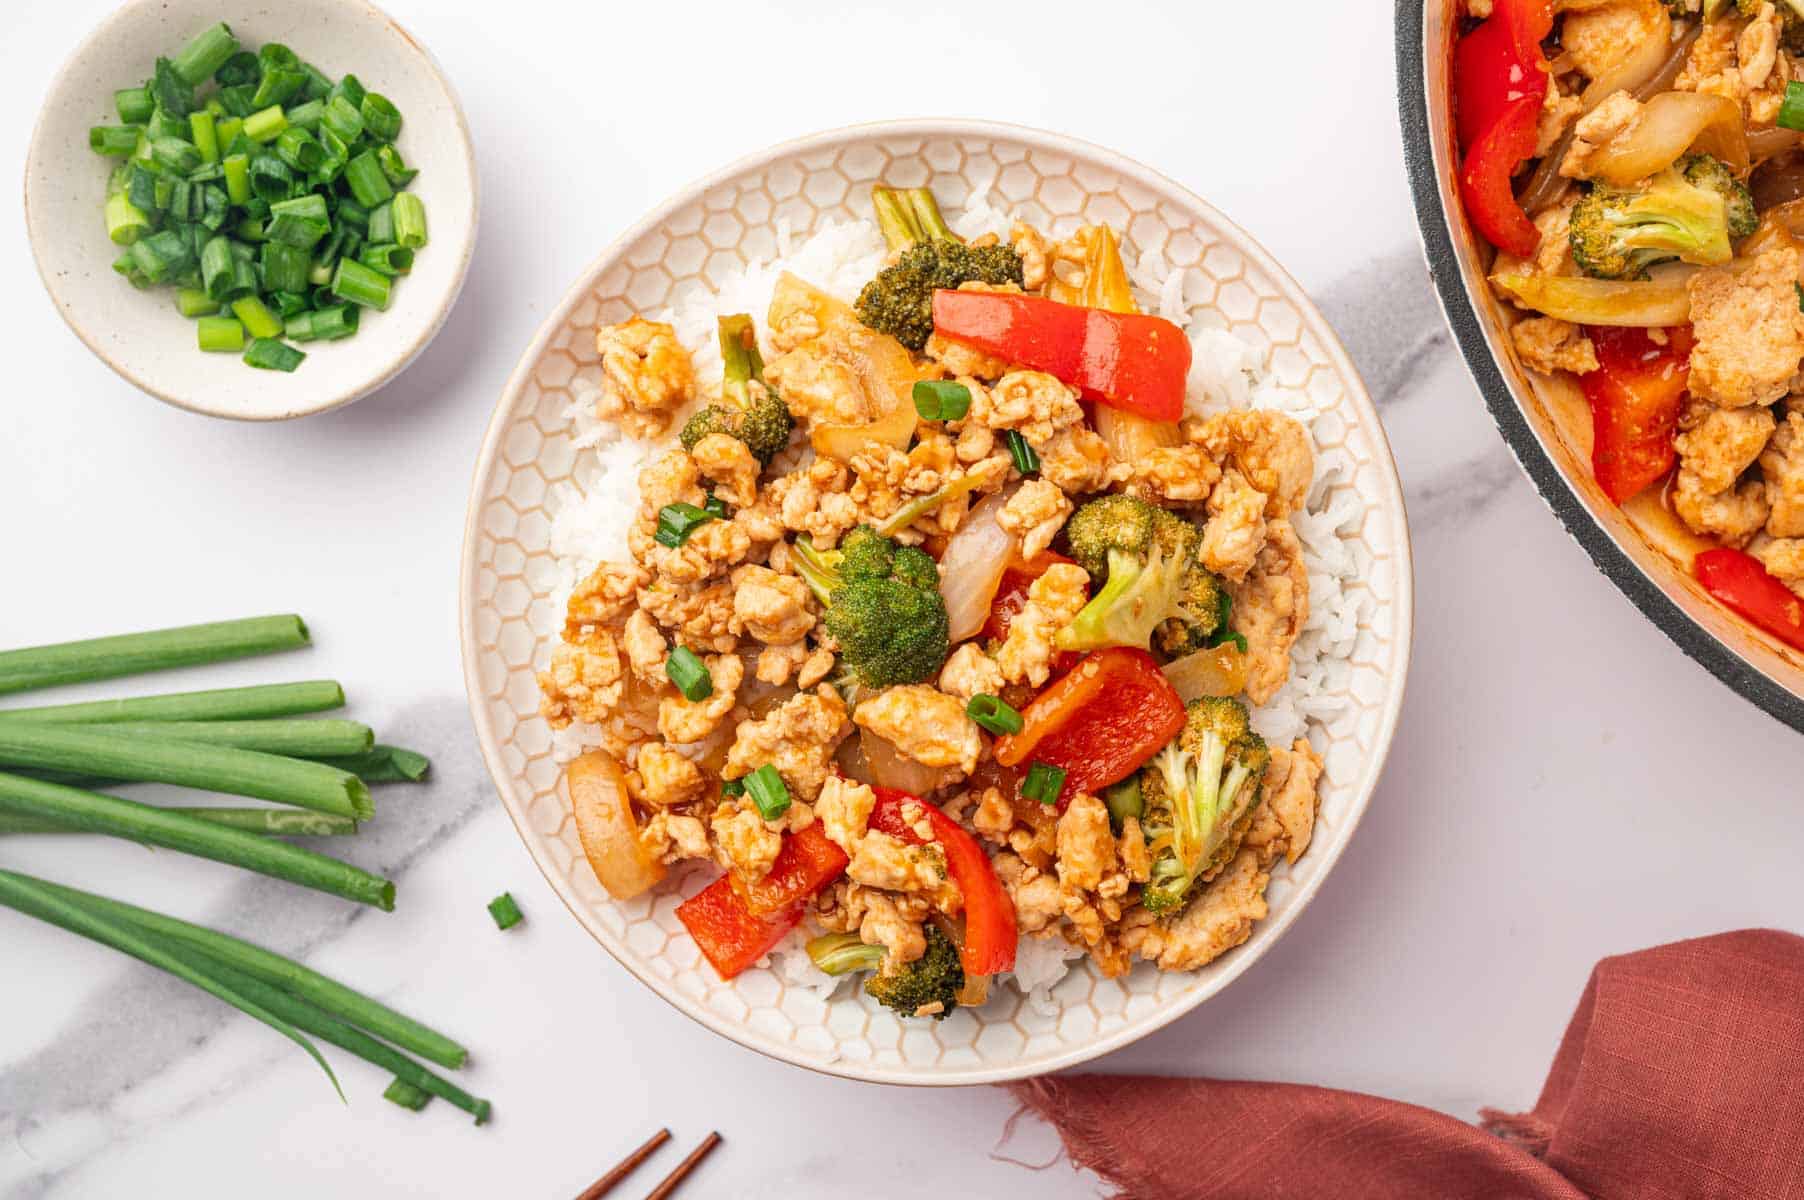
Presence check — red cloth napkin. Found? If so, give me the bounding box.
[1008,930,1804,1199]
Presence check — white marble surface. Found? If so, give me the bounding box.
[3,2,1802,1196]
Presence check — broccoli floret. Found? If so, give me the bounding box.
[805,926,965,1019]
[794,526,951,688]
[1568,156,1753,279]
[1138,697,1271,916]
[1056,495,1226,655]
[854,186,1024,351]
[678,314,794,464]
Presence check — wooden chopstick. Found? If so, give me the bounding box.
[644,1132,722,1200]
[574,1128,671,1200]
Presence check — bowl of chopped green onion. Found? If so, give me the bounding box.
[24,0,477,420]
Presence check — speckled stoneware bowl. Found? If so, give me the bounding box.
[24,0,477,421]
[461,121,1413,1084]
[1399,2,1804,732]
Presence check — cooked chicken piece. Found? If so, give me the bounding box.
[954,420,997,464]
[1673,469,1770,546]
[1039,425,1125,494]
[724,684,852,802]
[973,370,1085,447]
[991,851,1064,934]
[767,458,863,549]
[691,432,762,510]
[628,450,709,563]
[1675,403,1775,495]
[1511,317,1600,377]
[593,318,695,439]
[1131,445,1223,504]
[1011,221,1051,292]
[538,629,625,729]
[1194,409,1315,518]
[797,645,837,689]
[971,786,1015,842]
[631,742,703,808]
[1750,535,1804,597]
[730,563,816,645]
[1227,518,1308,706]
[938,643,1006,703]
[1677,15,1739,93]
[1241,739,1323,868]
[732,493,786,549]
[925,334,1008,381]
[657,653,742,745]
[1688,247,1804,409]
[1537,81,1585,159]
[620,608,668,687]
[564,561,647,635]
[644,519,753,587]
[1560,1,1670,85]
[755,641,807,686]
[854,685,984,776]
[997,562,1091,687]
[1762,410,1804,538]
[998,479,1073,561]
[1560,90,1644,179]
[763,339,881,428]
[637,578,739,655]
[814,776,949,896]
[639,810,710,865]
[1741,2,1783,90]
[1123,847,1270,971]
[711,796,783,882]
[1055,793,1117,893]
[1200,469,1269,583]
[1118,816,1152,884]
[821,883,929,966]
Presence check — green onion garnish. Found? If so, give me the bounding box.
[1005,431,1040,475]
[89,125,141,157]
[244,337,304,372]
[913,379,972,422]
[1022,761,1067,806]
[720,777,747,798]
[330,258,392,310]
[383,1077,432,1112]
[665,646,712,702]
[391,193,428,248]
[196,316,245,353]
[745,765,791,821]
[115,87,154,125]
[703,494,730,519]
[654,502,716,548]
[487,892,524,931]
[169,23,241,86]
[965,693,1024,737]
[1781,82,1804,133]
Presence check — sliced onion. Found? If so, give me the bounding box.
[1094,406,1181,461]
[938,490,1015,643]
[808,323,921,460]
[1162,644,1250,701]
[1586,92,1748,187]
[1492,271,1693,326]
[568,750,665,901]
[860,727,948,796]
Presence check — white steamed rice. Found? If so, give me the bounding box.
[545,196,1370,1018]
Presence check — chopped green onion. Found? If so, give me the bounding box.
[321,94,364,143]
[360,93,402,141]
[151,57,194,116]
[375,144,417,189]
[216,114,245,147]
[665,646,712,701]
[965,693,1023,737]
[1781,82,1804,133]
[745,764,791,821]
[149,135,202,172]
[384,1077,432,1111]
[199,235,236,300]
[247,153,294,203]
[197,315,245,352]
[104,192,150,245]
[285,98,325,131]
[261,241,312,294]
[220,153,251,204]
[391,193,427,249]
[343,150,394,207]
[189,110,220,163]
[285,305,360,342]
[330,258,392,310]
[720,777,747,798]
[114,86,154,124]
[251,66,305,110]
[267,193,330,248]
[175,287,218,317]
[218,84,257,118]
[170,22,240,86]
[127,229,193,284]
[231,295,284,339]
[88,125,141,157]
[1005,430,1040,475]
[300,64,333,102]
[244,338,305,372]
[243,105,288,144]
[703,494,730,519]
[334,73,367,108]
[1022,761,1067,806]
[913,379,972,421]
[273,126,325,175]
[487,893,523,931]
[654,502,715,548]
[215,51,260,88]
[366,202,395,244]
[359,243,414,276]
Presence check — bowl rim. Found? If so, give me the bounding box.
[21,0,480,422]
[1394,0,1804,736]
[459,116,1416,1085]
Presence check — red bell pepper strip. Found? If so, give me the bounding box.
[733,822,849,917]
[992,646,1186,806]
[1454,0,1552,151]
[869,786,1018,976]
[931,290,1190,423]
[1695,548,1804,653]
[1580,325,1694,505]
[1459,95,1543,258]
[676,876,803,981]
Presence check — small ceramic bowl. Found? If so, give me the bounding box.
[24,0,478,421]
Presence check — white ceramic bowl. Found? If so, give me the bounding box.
[460,120,1413,1084]
[24,0,477,421]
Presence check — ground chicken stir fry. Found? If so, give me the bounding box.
[1459,0,1804,646]
[542,183,1330,1020]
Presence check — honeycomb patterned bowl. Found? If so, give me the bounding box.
[460,120,1413,1085]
